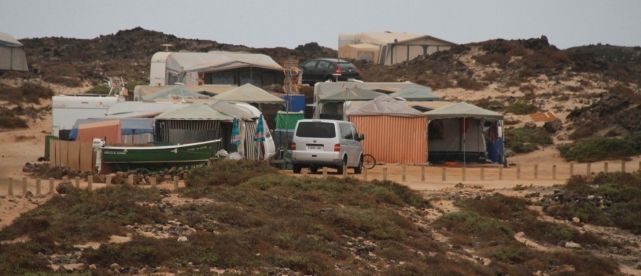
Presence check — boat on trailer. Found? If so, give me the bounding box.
[100,139,221,171]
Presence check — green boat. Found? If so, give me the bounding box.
[101,139,222,171]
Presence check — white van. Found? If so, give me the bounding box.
[291,119,364,174]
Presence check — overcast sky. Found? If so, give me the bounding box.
[1,0,640,49]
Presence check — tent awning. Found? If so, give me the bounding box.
[424,102,503,120]
[156,104,233,121]
[347,95,424,117]
[142,86,209,101]
[389,85,438,101]
[212,83,285,104]
[319,87,385,102]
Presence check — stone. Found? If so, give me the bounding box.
[89,264,97,270]
[56,181,75,194]
[543,119,563,133]
[177,236,188,242]
[110,263,120,270]
[571,217,581,224]
[564,241,581,249]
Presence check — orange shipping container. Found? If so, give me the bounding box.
[349,115,427,164]
[76,120,122,144]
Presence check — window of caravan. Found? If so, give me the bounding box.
[296,122,336,138]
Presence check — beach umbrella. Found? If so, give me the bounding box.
[254,114,266,142]
[231,118,241,146]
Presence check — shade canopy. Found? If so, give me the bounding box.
[166,51,283,73]
[0,32,23,47]
[156,104,233,121]
[425,102,503,120]
[319,87,385,102]
[107,102,183,118]
[210,101,257,120]
[347,95,424,117]
[142,86,209,101]
[389,85,438,101]
[212,83,285,104]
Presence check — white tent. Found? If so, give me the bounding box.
[212,83,285,104]
[0,32,28,71]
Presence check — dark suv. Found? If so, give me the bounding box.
[299,58,361,84]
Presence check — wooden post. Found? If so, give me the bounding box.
[421,166,426,182]
[441,167,446,182]
[342,164,347,177]
[534,164,538,179]
[604,162,609,173]
[173,176,179,189]
[480,167,485,181]
[587,163,592,176]
[462,167,466,181]
[150,176,157,188]
[87,175,93,191]
[569,163,574,176]
[127,175,134,186]
[516,165,521,180]
[22,177,27,196]
[49,178,54,194]
[638,161,641,172]
[106,174,112,187]
[621,160,626,173]
[8,177,13,196]
[552,165,557,180]
[322,167,328,177]
[383,167,388,181]
[498,166,503,180]
[36,179,41,196]
[74,177,80,188]
[363,167,368,181]
[401,165,406,182]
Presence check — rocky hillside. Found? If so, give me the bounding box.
[6,27,335,87]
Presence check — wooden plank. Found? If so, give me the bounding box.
[49,139,57,166]
[79,143,94,172]
[68,142,81,170]
[53,140,61,166]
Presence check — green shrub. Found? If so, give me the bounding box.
[505,102,538,115]
[506,127,553,153]
[85,84,111,94]
[0,115,28,128]
[435,211,513,241]
[559,132,641,162]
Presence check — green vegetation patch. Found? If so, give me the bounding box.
[505,101,539,115]
[506,127,553,153]
[558,132,641,162]
[545,172,641,234]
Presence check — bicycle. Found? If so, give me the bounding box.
[362,154,376,169]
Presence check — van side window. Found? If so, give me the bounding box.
[340,124,353,140]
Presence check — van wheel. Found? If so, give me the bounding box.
[293,165,302,174]
[354,156,363,174]
[337,157,346,174]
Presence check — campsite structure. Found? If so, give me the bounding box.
[338,32,456,65]
[149,51,284,87]
[0,32,28,72]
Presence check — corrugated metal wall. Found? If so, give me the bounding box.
[155,120,223,144]
[349,115,428,164]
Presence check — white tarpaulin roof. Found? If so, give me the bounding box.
[210,101,256,120]
[212,83,285,104]
[314,81,437,103]
[0,32,23,47]
[389,85,438,101]
[107,102,184,118]
[156,104,233,121]
[142,86,210,101]
[319,87,385,102]
[425,102,503,120]
[165,51,283,73]
[347,95,424,117]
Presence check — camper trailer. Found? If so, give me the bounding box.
[52,95,124,139]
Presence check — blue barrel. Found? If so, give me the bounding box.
[282,95,305,112]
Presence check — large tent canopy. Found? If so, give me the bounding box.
[142,86,210,101]
[319,87,385,102]
[314,81,437,103]
[107,102,184,118]
[212,83,285,104]
[210,101,256,120]
[0,32,28,71]
[389,85,438,101]
[347,95,424,117]
[425,102,503,120]
[156,104,233,121]
[166,51,283,73]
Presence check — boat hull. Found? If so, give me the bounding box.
[101,139,221,168]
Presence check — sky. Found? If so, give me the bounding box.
[1,0,640,49]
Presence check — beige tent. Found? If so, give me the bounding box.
[212,83,284,104]
[338,43,380,62]
[0,32,28,71]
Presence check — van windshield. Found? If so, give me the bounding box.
[296,122,336,138]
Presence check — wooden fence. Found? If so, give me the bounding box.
[49,139,94,172]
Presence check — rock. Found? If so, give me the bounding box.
[89,264,97,270]
[56,181,75,194]
[177,236,188,242]
[110,263,120,270]
[524,122,537,129]
[564,241,581,249]
[24,191,33,198]
[571,217,581,224]
[543,119,563,133]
